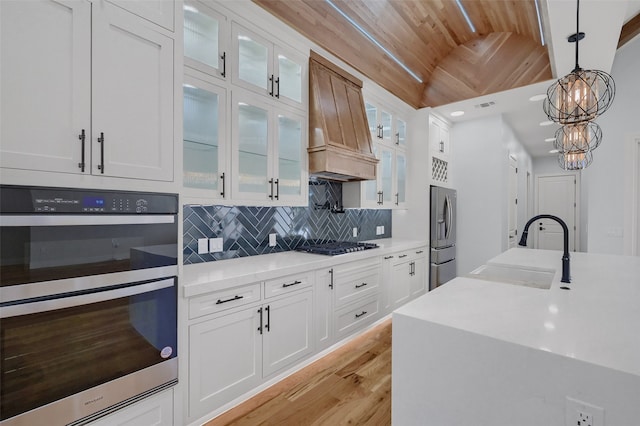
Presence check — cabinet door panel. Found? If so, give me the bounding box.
[391,261,411,309]
[106,0,174,31]
[410,256,427,297]
[380,147,394,204]
[263,291,313,377]
[1,0,91,174]
[275,49,304,107]
[92,2,174,181]
[396,118,407,148]
[233,24,272,94]
[183,0,227,78]
[189,308,261,419]
[183,75,226,195]
[233,97,270,199]
[396,151,407,208]
[275,111,305,199]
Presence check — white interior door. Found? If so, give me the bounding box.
[535,174,577,251]
[508,156,518,248]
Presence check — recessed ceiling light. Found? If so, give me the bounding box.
[549,149,560,154]
[529,94,546,102]
[545,137,555,142]
[450,110,465,117]
[540,120,554,126]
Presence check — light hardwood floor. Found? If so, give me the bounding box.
[205,318,392,426]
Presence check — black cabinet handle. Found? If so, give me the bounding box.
[416,250,424,254]
[269,74,274,96]
[355,282,368,289]
[384,255,394,260]
[439,140,445,153]
[329,268,334,289]
[355,311,367,318]
[398,254,408,258]
[395,193,399,206]
[97,132,105,174]
[282,280,302,288]
[220,172,226,198]
[274,77,280,98]
[216,295,243,305]
[265,305,270,332]
[78,129,86,172]
[395,132,400,145]
[274,178,279,200]
[409,261,415,276]
[268,178,274,200]
[258,307,263,334]
[377,191,383,205]
[221,52,226,77]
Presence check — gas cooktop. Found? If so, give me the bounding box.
[296,241,379,256]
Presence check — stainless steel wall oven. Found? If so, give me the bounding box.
[0,185,179,426]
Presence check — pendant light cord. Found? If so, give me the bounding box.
[574,0,580,71]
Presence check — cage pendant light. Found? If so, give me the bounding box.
[553,121,602,154]
[558,150,593,171]
[543,0,615,124]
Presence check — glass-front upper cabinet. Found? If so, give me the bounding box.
[231,90,307,205]
[232,23,306,110]
[380,147,394,205]
[365,100,393,144]
[183,73,228,200]
[395,151,407,208]
[183,0,228,79]
[396,118,407,148]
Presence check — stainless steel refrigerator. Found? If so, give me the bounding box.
[430,185,457,290]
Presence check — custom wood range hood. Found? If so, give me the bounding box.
[308,51,378,182]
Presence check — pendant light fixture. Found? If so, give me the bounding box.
[558,150,593,171]
[543,0,615,124]
[553,121,602,155]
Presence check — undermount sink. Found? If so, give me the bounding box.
[466,263,556,289]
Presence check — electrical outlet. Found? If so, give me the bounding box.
[209,237,223,253]
[269,233,277,247]
[380,225,384,234]
[352,227,358,237]
[197,238,208,254]
[565,397,604,426]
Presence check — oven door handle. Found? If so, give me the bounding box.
[0,278,174,318]
[0,215,176,226]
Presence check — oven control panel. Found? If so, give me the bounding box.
[0,186,178,214]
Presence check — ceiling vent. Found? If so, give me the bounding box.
[475,101,496,109]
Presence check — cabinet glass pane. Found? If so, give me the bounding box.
[238,103,268,194]
[184,5,219,69]
[381,110,392,140]
[397,119,407,147]
[365,103,377,134]
[183,85,219,189]
[238,34,268,90]
[278,115,302,196]
[397,153,407,204]
[365,145,378,202]
[277,54,302,104]
[381,150,393,202]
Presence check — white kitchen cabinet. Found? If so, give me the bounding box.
[232,23,306,110]
[87,388,173,426]
[188,305,262,420]
[430,115,451,160]
[182,71,229,199]
[231,89,307,205]
[183,0,228,80]
[107,0,175,31]
[314,268,335,352]
[389,247,428,310]
[1,0,174,182]
[365,101,394,145]
[188,283,312,420]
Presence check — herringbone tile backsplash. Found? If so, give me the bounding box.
[183,180,392,264]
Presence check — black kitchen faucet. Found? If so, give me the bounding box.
[519,214,571,283]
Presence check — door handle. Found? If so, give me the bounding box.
[274,77,280,98]
[220,52,226,78]
[269,74,274,96]
[268,178,274,200]
[258,307,263,334]
[78,129,86,172]
[265,305,270,332]
[97,132,105,174]
[220,172,226,198]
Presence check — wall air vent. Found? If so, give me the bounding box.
[474,101,496,109]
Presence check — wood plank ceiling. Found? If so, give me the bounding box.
[253,0,552,109]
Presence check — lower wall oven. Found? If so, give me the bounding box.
[0,185,179,426]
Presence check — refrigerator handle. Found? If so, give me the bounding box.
[445,195,452,240]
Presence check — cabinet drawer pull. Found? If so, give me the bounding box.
[384,255,394,260]
[97,132,105,174]
[355,311,367,318]
[355,282,368,289]
[78,129,86,172]
[398,254,408,258]
[416,250,424,254]
[216,295,243,305]
[282,280,302,288]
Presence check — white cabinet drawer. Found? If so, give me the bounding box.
[334,269,379,308]
[333,257,380,275]
[264,272,312,299]
[335,296,379,339]
[189,283,261,319]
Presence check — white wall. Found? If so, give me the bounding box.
[584,36,640,254]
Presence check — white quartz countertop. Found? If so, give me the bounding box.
[183,238,427,297]
[395,248,640,377]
